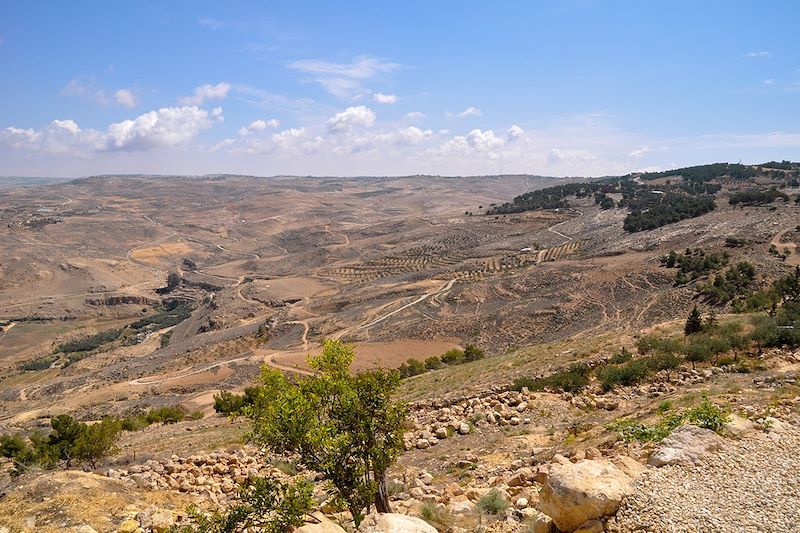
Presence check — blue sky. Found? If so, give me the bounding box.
[1,1,798,177]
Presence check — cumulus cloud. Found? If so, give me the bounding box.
[432,129,505,156]
[1,106,223,155]
[180,82,231,105]
[289,55,399,98]
[448,106,482,118]
[745,51,770,58]
[507,125,524,141]
[326,105,376,133]
[114,89,138,108]
[372,92,398,104]
[372,126,433,146]
[238,118,280,136]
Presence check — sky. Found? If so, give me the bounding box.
[0,0,799,178]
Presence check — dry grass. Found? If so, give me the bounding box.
[0,470,195,533]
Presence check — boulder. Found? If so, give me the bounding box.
[358,513,438,533]
[75,527,98,533]
[723,414,757,439]
[649,425,724,467]
[610,455,647,480]
[528,512,554,533]
[295,516,347,533]
[539,459,634,532]
[574,519,604,533]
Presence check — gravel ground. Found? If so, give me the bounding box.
[607,418,800,533]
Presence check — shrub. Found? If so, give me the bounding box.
[609,397,728,442]
[477,488,509,515]
[424,356,442,370]
[145,405,186,425]
[464,344,485,362]
[608,348,632,364]
[214,391,247,415]
[188,411,204,421]
[512,363,591,393]
[173,476,313,533]
[419,501,453,530]
[440,349,465,365]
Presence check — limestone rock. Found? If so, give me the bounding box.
[295,515,347,533]
[539,459,634,532]
[358,513,438,533]
[649,425,724,467]
[574,519,604,533]
[724,414,757,439]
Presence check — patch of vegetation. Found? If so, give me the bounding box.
[729,188,789,206]
[476,488,510,515]
[398,345,484,378]
[596,353,681,391]
[0,415,122,474]
[661,248,729,286]
[213,387,263,416]
[171,476,313,533]
[144,405,187,424]
[511,362,591,393]
[129,301,193,330]
[56,328,125,355]
[19,354,58,371]
[609,397,729,442]
[697,262,757,305]
[419,501,454,530]
[622,192,716,233]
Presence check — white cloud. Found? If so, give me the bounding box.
[372,92,398,104]
[114,89,138,108]
[326,105,376,133]
[1,106,223,155]
[546,148,596,166]
[448,106,482,118]
[507,125,524,141]
[404,111,426,121]
[238,118,280,136]
[763,79,775,85]
[289,55,399,98]
[432,129,505,156]
[180,82,231,105]
[372,127,433,146]
[628,145,650,160]
[745,51,770,58]
[62,77,109,105]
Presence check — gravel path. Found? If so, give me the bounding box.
[607,419,800,533]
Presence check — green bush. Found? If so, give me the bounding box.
[609,398,729,442]
[464,344,485,361]
[145,405,186,425]
[419,501,453,530]
[214,391,247,415]
[511,363,591,393]
[608,348,632,364]
[172,476,313,533]
[440,349,465,364]
[477,488,509,515]
[424,356,442,370]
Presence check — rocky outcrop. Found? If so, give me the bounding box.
[649,425,724,467]
[539,459,634,532]
[296,514,347,533]
[357,513,438,533]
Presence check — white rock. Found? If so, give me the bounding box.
[539,459,634,532]
[357,513,438,532]
[649,425,724,467]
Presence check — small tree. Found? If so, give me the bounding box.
[73,417,122,469]
[247,340,407,527]
[463,344,485,362]
[684,306,703,336]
